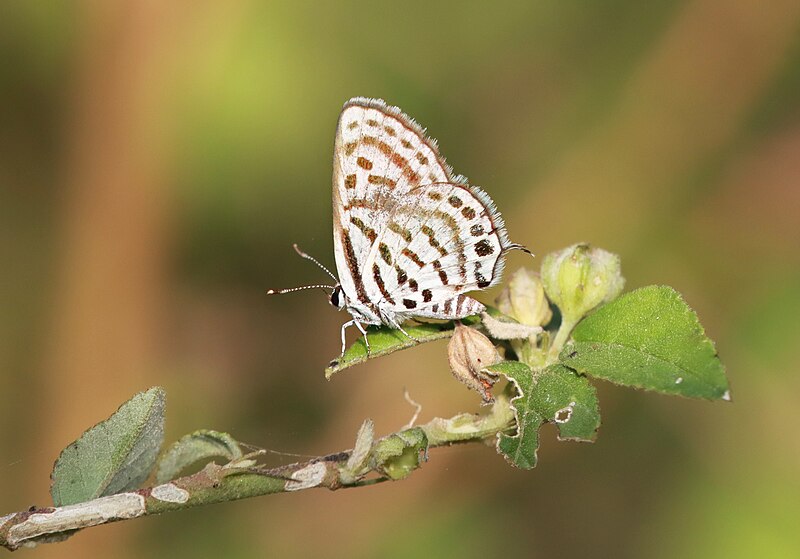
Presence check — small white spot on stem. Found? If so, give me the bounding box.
[675,377,683,384]
[722,390,731,401]
[285,462,327,491]
[151,483,190,504]
[7,493,146,547]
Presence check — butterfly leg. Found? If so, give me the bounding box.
[340,320,354,355]
[340,319,371,356]
[353,319,371,356]
[389,318,421,344]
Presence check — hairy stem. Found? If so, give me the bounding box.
[0,398,515,551]
[548,317,577,362]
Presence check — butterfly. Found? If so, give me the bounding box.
[269,98,527,355]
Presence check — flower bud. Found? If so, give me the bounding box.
[495,268,552,327]
[374,428,427,481]
[447,323,501,403]
[541,243,624,324]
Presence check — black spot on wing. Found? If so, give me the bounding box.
[475,238,495,257]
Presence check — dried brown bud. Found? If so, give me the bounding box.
[447,323,501,403]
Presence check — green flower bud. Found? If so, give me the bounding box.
[541,243,624,324]
[374,428,427,481]
[495,268,553,328]
[447,324,501,403]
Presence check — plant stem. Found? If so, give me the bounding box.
[0,400,515,551]
[548,317,578,362]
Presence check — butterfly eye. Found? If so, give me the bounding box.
[330,286,344,309]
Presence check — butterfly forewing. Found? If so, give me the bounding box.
[332,97,518,329]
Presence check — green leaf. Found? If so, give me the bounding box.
[51,387,166,506]
[325,315,482,378]
[489,362,599,469]
[490,362,538,468]
[155,430,243,484]
[534,365,601,442]
[560,285,730,400]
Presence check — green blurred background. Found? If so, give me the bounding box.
[2,1,799,557]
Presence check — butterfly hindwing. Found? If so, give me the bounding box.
[364,182,508,320]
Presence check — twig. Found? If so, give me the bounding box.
[0,397,515,551]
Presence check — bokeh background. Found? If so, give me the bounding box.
[2,1,799,557]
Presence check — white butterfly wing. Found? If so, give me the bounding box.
[332,98,454,318]
[368,182,511,320]
[331,97,520,324]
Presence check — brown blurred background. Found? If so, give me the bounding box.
[2,1,799,557]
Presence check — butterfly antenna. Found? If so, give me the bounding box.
[266,284,334,295]
[292,243,338,282]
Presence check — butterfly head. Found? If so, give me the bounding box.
[329,284,346,310]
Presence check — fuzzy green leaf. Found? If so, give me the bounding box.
[325,315,482,378]
[530,365,600,442]
[490,361,539,469]
[51,387,166,506]
[155,430,243,484]
[489,362,599,469]
[560,285,729,400]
